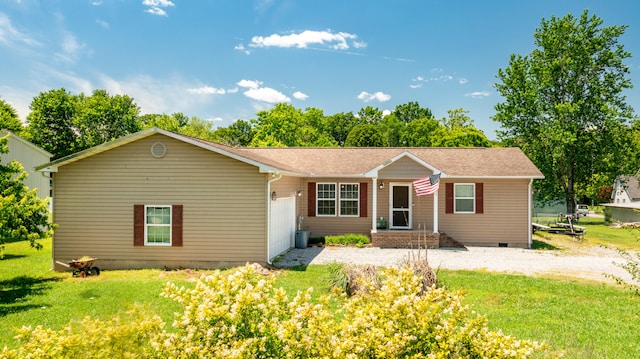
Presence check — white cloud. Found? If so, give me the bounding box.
[243,87,290,103]
[292,91,308,100]
[237,79,262,89]
[96,19,109,29]
[187,86,226,95]
[458,78,468,85]
[382,109,391,116]
[143,0,175,17]
[249,30,364,51]
[234,44,251,55]
[208,116,224,122]
[0,12,40,47]
[465,91,490,99]
[55,32,86,64]
[357,91,391,103]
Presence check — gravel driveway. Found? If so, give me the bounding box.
[274,244,636,284]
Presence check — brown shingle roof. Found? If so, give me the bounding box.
[236,146,543,178]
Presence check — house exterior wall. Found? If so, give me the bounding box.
[300,178,372,238]
[52,134,268,270]
[302,176,530,248]
[1,130,51,200]
[609,206,640,223]
[438,179,530,248]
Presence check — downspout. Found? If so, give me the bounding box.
[528,178,533,248]
[266,173,282,265]
[372,178,378,233]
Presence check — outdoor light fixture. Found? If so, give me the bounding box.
[271,191,277,201]
[296,190,302,197]
[379,182,384,190]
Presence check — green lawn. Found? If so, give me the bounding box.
[2,232,640,357]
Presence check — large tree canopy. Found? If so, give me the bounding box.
[25,88,141,159]
[494,10,636,213]
[0,99,23,133]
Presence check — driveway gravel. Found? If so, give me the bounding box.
[274,244,636,284]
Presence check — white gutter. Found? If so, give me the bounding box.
[266,173,282,265]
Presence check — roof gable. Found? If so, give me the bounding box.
[36,128,543,179]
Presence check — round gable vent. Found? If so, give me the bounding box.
[150,142,167,158]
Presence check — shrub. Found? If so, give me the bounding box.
[324,233,370,247]
[2,264,548,358]
[608,249,640,296]
[156,264,547,358]
[1,308,163,358]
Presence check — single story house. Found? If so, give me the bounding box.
[1,129,52,201]
[37,128,544,270]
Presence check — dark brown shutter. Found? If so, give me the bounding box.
[475,183,484,214]
[307,182,316,217]
[172,204,183,246]
[133,204,144,246]
[359,182,368,218]
[445,183,454,214]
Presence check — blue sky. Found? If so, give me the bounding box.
[1,0,639,139]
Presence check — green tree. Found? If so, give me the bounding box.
[75,89,141,150]
[0,134,54,252]
[25,88,79,159]
[392,101,433,124]
[250,103,335,147]
[323,112,363,146]
[0,99,23,133]
[345,123,389,147]
[213,119,255,146]
[357,106,384,124]
[494,10,635,214]
[402,117,441,146]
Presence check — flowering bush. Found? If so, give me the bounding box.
[1,308,163,359]
[2,264,548,358]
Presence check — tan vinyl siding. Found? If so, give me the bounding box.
[438,179,530,248]
[379,156,432,179]
[301,178,372,237]
[52,134,267,269]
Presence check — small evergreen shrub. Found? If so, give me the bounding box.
[324,233,370,247]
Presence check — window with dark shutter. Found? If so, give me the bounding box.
[307,182,316,217]
[445,183,454,214]
[475,183,484,214]
[134,204,145,246]
[359,182,368,217]
[172,204,183,246]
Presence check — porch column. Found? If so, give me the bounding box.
[433,190,439,233]
[371,178,378,233]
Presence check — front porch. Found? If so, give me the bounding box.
[370,230,464,249]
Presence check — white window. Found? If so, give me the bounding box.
[316,182,360,217]
[454,183,475,213]
[339,183,359,216]
[145,205,172,245]
[316,183,336,216]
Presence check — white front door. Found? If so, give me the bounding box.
[390,183,411,229]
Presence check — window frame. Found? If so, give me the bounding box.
[144,204,172,246]
[339,182,360,217]
[316,183,337,217]
[454,183,476,214]
[315,182,361,217]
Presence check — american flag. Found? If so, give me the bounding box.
[413,173,440,196]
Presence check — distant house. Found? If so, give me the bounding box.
[1,129,52,200]
[605,173,640,223]
[37,128,544,270]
